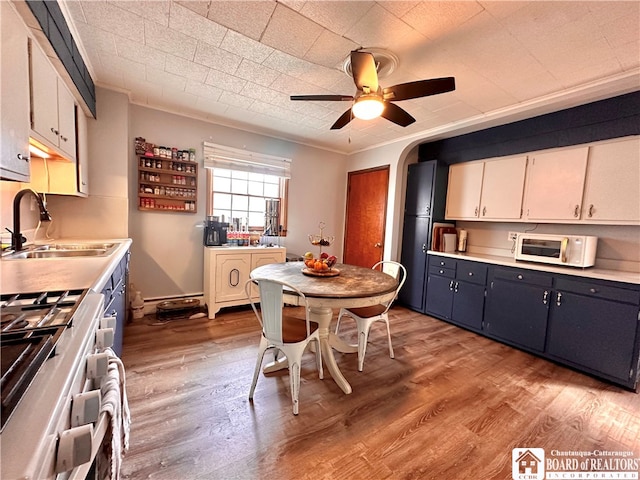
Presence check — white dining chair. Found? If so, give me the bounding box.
[334,261,406,372]
[245,278,323,415]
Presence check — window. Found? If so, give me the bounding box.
[206,168,288,234]
[203,141,291,236]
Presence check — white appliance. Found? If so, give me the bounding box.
[514,233,598,268]
[0,289,122,480]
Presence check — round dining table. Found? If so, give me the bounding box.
[250,261,398,394]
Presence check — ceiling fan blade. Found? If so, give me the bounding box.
[380,102,415,127]
[290,95,354,101]
[330,109,353,130]
[383,77,455,101]
[350,51,379,92]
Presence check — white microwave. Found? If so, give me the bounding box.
[514,233,598,268]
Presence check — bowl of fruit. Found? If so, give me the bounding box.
[302,252,339,277]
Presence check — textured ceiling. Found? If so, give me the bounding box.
[58,1,639,153]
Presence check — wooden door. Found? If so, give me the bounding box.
[343,166,389,268]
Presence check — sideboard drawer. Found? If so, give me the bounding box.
[555,278,640,305]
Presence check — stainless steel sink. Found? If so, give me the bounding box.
[51,243,115,251]
[3,242,117,259]
[7,249,108,259]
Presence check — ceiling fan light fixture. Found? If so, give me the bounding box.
[352,97,384,120]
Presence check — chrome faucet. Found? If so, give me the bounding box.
[11,189,51,251]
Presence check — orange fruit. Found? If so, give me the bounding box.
[314,261,323,271]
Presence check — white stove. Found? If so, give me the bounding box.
[1,289,118,479]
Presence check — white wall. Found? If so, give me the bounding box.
[128,103,348,299]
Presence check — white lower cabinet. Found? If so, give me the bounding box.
[204,247,286,318]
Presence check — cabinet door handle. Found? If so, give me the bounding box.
[60,135,68,142]
[482,206,486,216]
[588,204,594,218]
[16,153,30,162]
[517,274,523,280]
[449,280,454,291]
[229,268,240,287]
[542,290,549,305]
[422,243,427,253]
[425,206,431,215]
[454,281,459,293]
[51,127,59,135]
[468,272,473,276]
[556,292,562,306]
[574,205,580,218]
[474,206,479,217]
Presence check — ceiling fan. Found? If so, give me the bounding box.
[290,49,456,130]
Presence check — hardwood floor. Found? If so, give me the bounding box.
[120,305,640,480]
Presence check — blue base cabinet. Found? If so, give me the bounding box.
[484,267,552,352]
[546,277,640,386]
[425,256,486,332]
[424,254,640,391]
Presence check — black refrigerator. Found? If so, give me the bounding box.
[398,160,449,313]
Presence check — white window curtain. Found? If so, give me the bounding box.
[203,141,291,178]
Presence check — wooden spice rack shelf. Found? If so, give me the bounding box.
[137,154,198,213]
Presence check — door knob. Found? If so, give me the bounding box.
[374,242,382,248]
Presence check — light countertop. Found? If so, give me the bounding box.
[1,238,132,294]
[428,250,640,285]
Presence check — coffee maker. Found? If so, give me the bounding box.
[203,216,228,246]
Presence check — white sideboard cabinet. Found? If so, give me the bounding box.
[204,246,286,318]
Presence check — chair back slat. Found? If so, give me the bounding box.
[258,280,284,343]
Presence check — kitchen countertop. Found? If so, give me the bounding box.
[428,250,640,285]
[0,238,132,294]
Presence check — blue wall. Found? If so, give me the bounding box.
[419,91,640,164]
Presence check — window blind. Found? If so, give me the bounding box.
[203,141,291,178]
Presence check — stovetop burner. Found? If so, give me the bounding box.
[0,288,88,430]
[1,289,87,334]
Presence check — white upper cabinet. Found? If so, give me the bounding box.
[479,156,527,220]
[582,137,640,224]
[445,162,485,219]
[523,147,589,221]
[30,42,77,161]
[446,155,527,221]
[0,2,31,182]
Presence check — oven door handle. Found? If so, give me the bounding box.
[560,237,569,263]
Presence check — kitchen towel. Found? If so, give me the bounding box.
[100,348,131,480]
